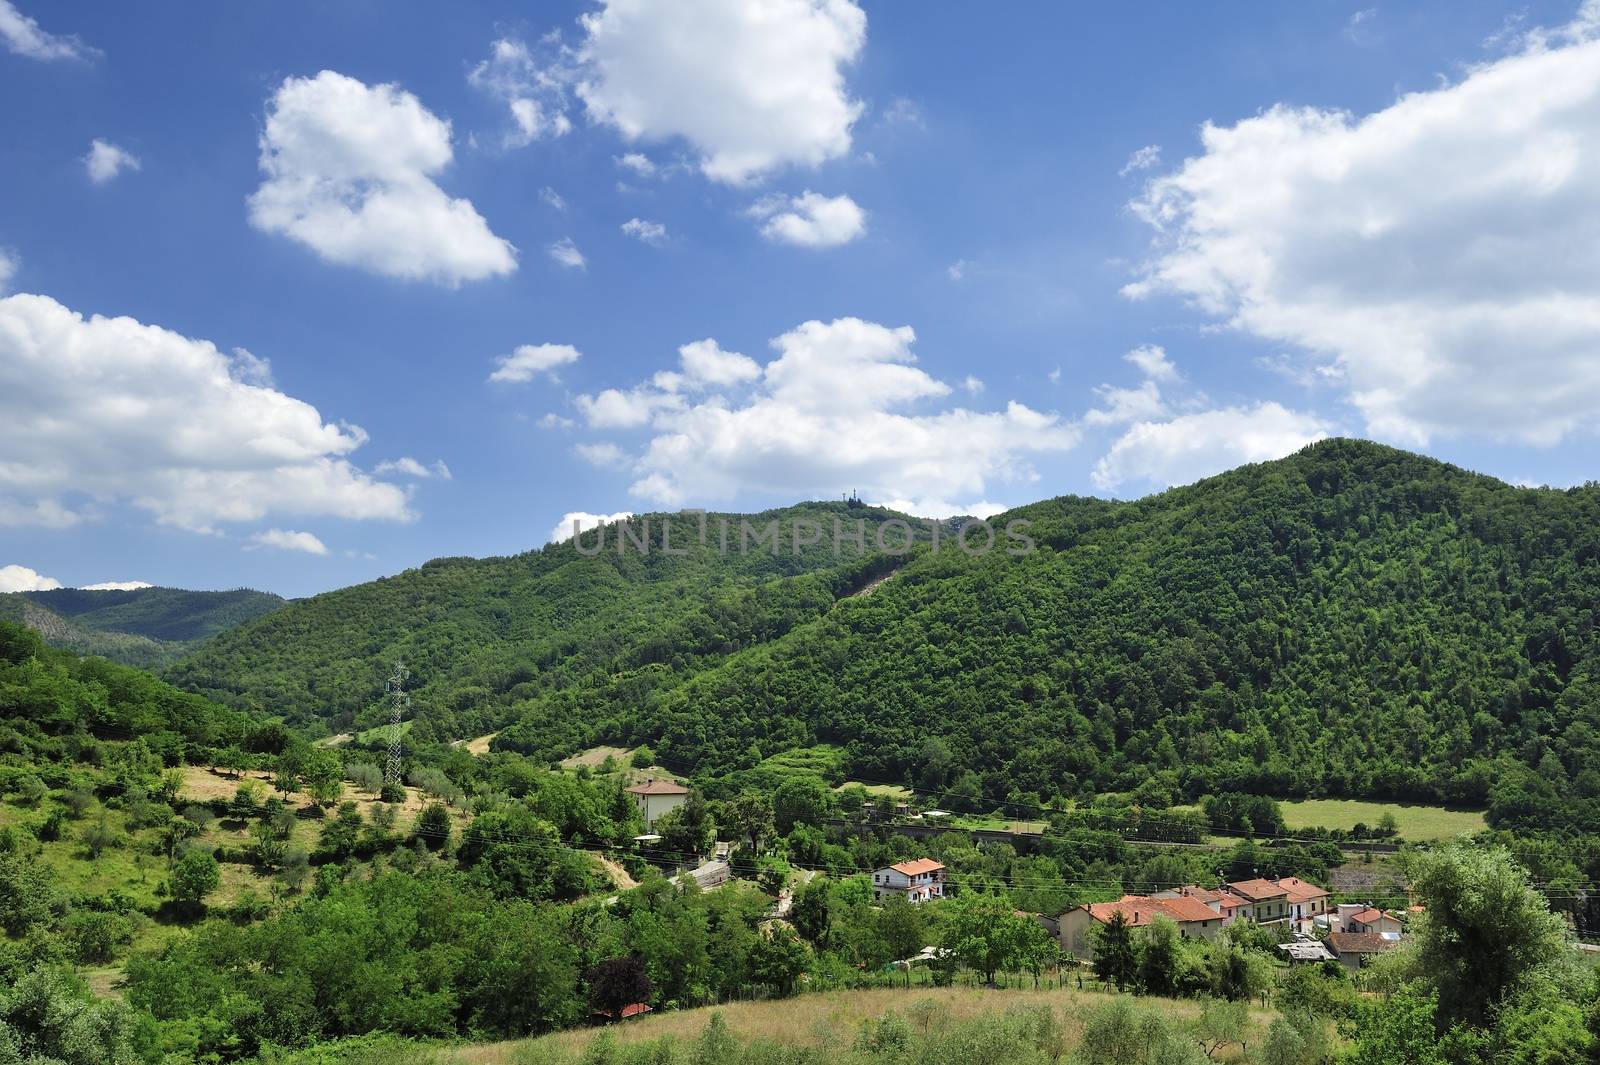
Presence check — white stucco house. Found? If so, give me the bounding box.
[872,858,945,903]
[626,779,690,827]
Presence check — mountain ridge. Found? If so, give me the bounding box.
[0,586,286,667]
[162,439,1600,833]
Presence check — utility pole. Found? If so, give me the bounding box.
[384,659,409,786]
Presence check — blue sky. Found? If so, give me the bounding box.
[2,0,1598,597]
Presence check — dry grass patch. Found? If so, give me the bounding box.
[560,745,634,770]
[444,985,1275,1064]
[176,766,470,833]
[455,732,499,756]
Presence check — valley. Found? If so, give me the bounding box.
[3,441,1599,1063]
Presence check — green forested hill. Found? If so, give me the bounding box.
[0,587,285,667]
[165,441,1600,829]
[643,440,1600,828]
[0,621,250,757]
[167,503,930,745]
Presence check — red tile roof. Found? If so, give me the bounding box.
[1177,885,1222,904]
[1329,932,1399,955]
[1153,895,1223,923]
[890,858,945,876]
[1278,877,1329,903]
[593,1002,654,1020]
[626,779,690,795]
[1216,891,1250,910]
[1347,907,1385,925]
[1085,895,1219,927]
[1227,878,1290,901]
[1085,900,1163,927]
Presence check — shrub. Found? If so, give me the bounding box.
[413,802,452,850]
[346,762,384,793]
[66,909,132,964]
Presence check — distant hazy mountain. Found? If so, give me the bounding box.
[0,586,285,667]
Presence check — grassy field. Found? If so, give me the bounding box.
[949,814,1047,834]
[445,985,1279,1064]
[836,780,911,799]
[1279,797,1485,840]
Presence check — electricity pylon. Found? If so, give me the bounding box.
[384,659,409,786]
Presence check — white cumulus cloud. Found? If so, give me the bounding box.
[1091,402,1332,493]
[575,317,1078,514]
[0,1,97,61]
[616,152,657,177]
[576,0,867,184]
[0,292,412,533]
[489,342,581,384]
[84,139,140,184]
[750,191,866,248]
[468,37,574,148]
[621,218,667,245]
[1119,145,1161,177]
[374,457,452,479]
[0,564,61,593]
[79,580,154,591]
[548,510,634,545]
[0,248,15,293]
[547,238,586,270]
[675,338,761,388]
[1125,18,1600,447]
[249,529,330,556]
[248,70,516,286]
[1084,345,1178,427]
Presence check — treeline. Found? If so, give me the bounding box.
[0,621,251,761]
[632,441,1600,832]
[166,502,928,753]
[159,442,1600,840]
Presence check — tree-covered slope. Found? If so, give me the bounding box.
[14,586,285,643]
[636,440,1600,822]
[167,502,932,746]
[0,620,250,758]
[165,440,1600,827]
[0,587,285,668]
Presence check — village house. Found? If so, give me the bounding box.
[1059,894,1226,960]
[1278,876,1331,925]
[1328,931,1402,972]
[1020,910,1061,939]
[625,779,689,827]
[1163,884,1248,925]
[1224,878,1293,923]
[1215,890,1252,925]
[1340,905,1404,935]
[872,858,945,903]
[1168,885,1223,908]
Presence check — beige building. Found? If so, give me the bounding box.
[1059,894,1225,960]
[626,779,690,827]
[1224,878,1292,923]
[1328,931,1401,972]
[1278,876,1332,928]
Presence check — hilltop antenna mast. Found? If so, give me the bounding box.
[384,659,409,786]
